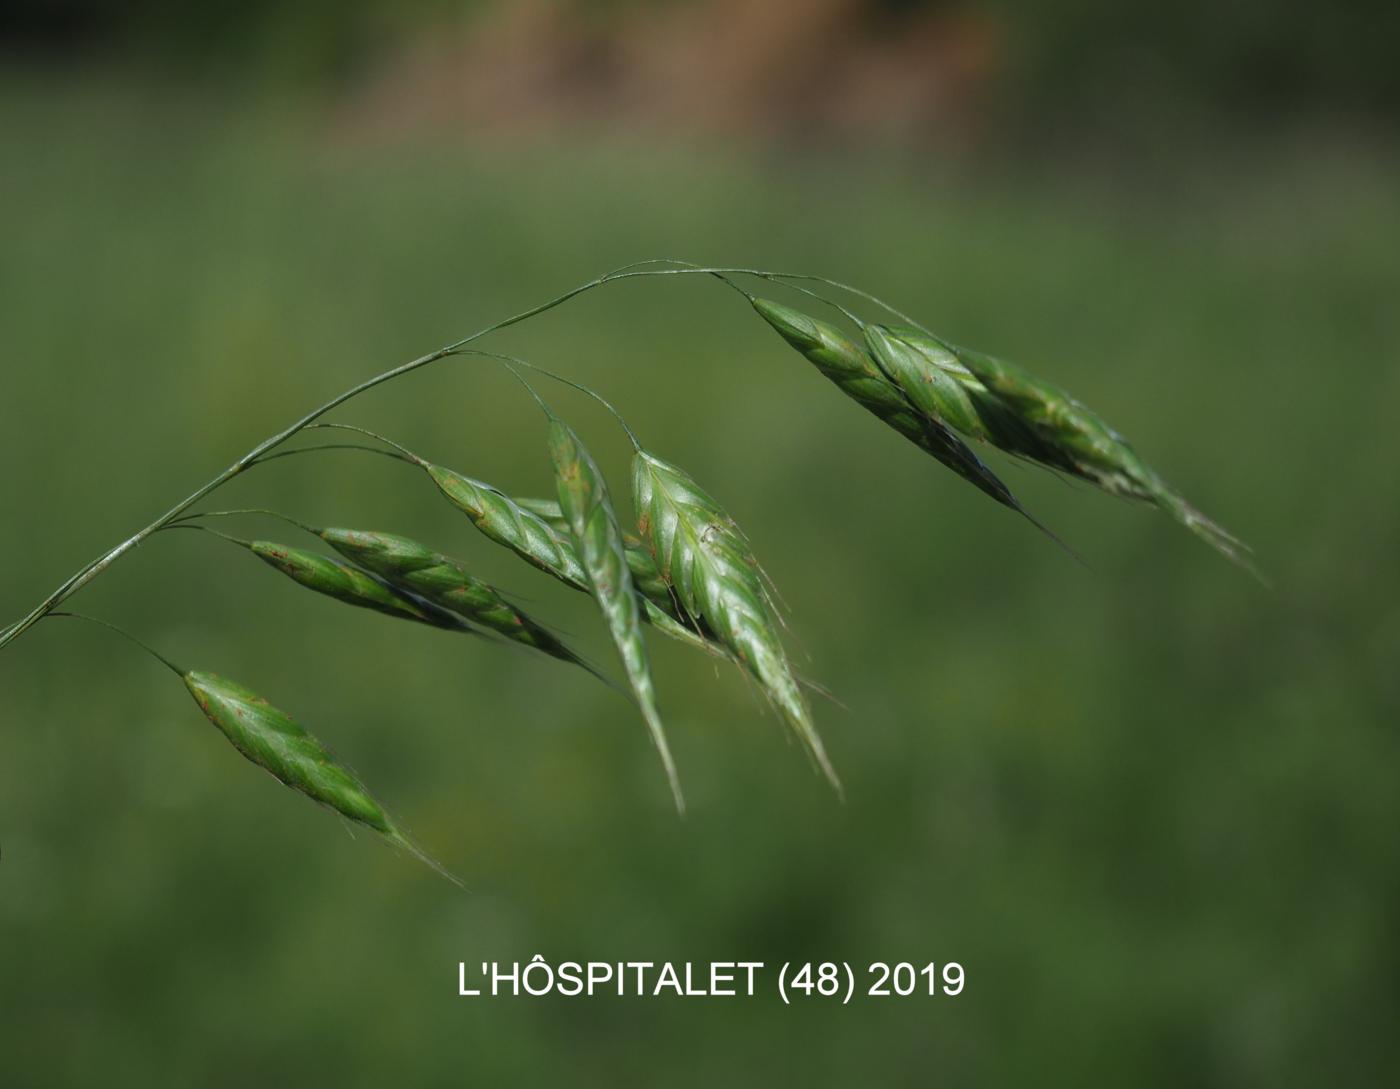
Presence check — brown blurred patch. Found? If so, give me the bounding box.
[336,0,1002,148]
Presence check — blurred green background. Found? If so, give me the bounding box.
[1,2,1397,1085]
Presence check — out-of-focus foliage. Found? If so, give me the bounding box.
[4,0,1397,127]
[993,0,1400,120]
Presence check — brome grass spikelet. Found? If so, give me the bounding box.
[547,415,685,812]
[632,447,840,794]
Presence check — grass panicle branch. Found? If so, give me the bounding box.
[1,258,1260,878]
[48,612,185,676]
[1,261,1252,655]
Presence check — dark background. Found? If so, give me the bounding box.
[1,2,1396,1085]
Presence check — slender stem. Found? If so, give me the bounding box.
[641,257,869,328]
[772,279,867,328]
[768,272,930,332]
[254,442,414,467]
[0,263,919,653]
[48,612,185,676]
[169,508,319,536]
[493,359,557,420]
[0,340,450,652]
[166,522,254,549]
[302,423,424,463]
[460,348,643,451]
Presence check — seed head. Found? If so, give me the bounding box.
[247,540,467,631]
[451,488,732,661]
[185,670,455,881]
[881,325,1080,472]
[316,527,592,671]
[425,463,588,586]
[632,447,840,794]
[864,324,986,440]
[948,343,1258,572]
[752,298,1059,543]
[548,417,684,813]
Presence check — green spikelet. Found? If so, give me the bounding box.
[186,671,391,830]
[547,418,684,813]
[424,464,589,586]
[314,527,595,674]
[632,447,841,794]
[510,495,722,643]
[864,323,987,440]
[184,670,454,881]
[511,496,572,537]
[246,540,470,631]
[948,343,1258,573]
[437,485,731,661]
[881,324,1081,472]
[752,298,1059,543]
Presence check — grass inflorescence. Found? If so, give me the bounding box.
[2,260,1260,881]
